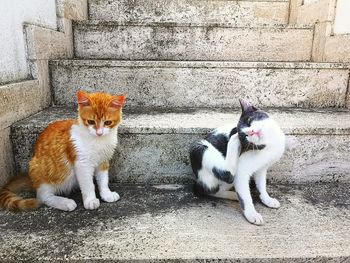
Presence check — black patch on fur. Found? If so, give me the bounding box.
[229,127,238,138]
[212,167,234,184]
[205,133,229,157]
[240,141,266,155]
[189,142,208,177]
[237,193,245,210]
[193,181,219,196]
[237,102,269,155]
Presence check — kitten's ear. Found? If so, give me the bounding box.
[239,99,257,112]
[109,94,127,109]
[77,90,90,106]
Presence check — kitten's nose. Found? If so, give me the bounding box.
[96,128,103,136]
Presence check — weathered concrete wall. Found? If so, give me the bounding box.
[0,129,15,186]
[11,107,350,184]
[290,0,350,62]
[0,0,57,84]
[74,22,313,62]
[50,60,349,109]
[0,0,87,186]
[89,0,289,26]
[291,0,335,25]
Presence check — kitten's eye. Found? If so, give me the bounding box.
[87,120,95,125]
[104,120,112,126]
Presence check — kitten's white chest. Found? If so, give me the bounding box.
[70,124,119,166]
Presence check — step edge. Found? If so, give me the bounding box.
[73,20,313,30]
[49,59,350,69]
[11,107,350,136]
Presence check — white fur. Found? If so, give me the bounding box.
[95,169,120,203]
[198,117,285,225]
[38,123,121,211]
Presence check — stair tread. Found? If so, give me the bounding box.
[0,183,349,261]
[89,0,289,26]
[75,20,310,29]
[51,59,350,69]
[14,106,350,135]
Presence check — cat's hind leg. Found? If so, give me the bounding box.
[208,181,237,200]
[196,169,237,200]
[210,189,238,200]
[194,168,220,196]
[37,184,77,211]
[254,168,280,209]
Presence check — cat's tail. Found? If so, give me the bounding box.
[0,175,39,211]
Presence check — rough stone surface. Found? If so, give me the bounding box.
[0,80,44,129]
[50,60,350,108]
[25,23,73,60]
[57,0,88,20]
[0,183,349,261]
[11,107,350,184]
[293,0,335,25]
[73,22,313,61]
[324,34,350,63]
[89,0,289,26]
[311,21,332,62]
[0,128,14,187]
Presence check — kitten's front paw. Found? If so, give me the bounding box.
[83,197,100,210]
[261,196,280,209]
[57,199,77,212]
[64,199,78,211]
[244,210,264,225]
[101,191,120,203]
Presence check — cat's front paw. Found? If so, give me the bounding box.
[261,196,280,209]
[63,199,78,211]
[55,199,77,212]
[101,191,120,203]
[83,197,100,210]
[244,210,264,225]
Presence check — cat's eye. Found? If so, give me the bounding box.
[87,120,95,125]
[104,120,112,126]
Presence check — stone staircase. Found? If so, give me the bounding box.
[3,0,350,261]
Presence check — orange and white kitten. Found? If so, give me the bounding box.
[0,91,126,211]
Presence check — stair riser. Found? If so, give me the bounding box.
[74,24,313,61]
[12,127,350,184]
[50,61,349,108]
[89,0,289,26]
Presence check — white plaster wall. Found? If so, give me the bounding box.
[0,0,57,84]
[334,0,350,34]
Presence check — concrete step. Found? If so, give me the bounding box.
[0,183,349,261]
[50,60,350,109]
[89,0,289,26]
[73,22,313,61]
[11,107,350,184]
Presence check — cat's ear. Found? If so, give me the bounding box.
[239,99,257,112]
[77,90,90,106]
[109,94,126,109]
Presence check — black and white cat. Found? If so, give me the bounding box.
[189,99,285,225]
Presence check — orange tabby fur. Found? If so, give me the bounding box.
[0,91,126,211]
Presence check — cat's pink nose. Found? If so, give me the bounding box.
[248,130,262,137]
[96,129,103,136]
